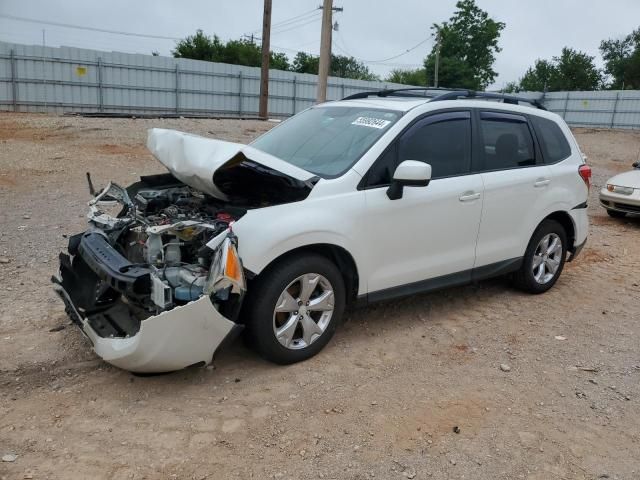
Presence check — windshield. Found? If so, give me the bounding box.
[251,106,401,178]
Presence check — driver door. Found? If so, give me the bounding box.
[358,111,484,299]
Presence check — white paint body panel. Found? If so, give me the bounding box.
[362,175,483,291]
[235,100,588,299]
[475,165,552,267]
[158,100,589,301]
[81,296,234,373]
[147,128,313,199]
[599,169,640,211]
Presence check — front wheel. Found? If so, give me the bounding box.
[513,219,567,294]
[244,254,345,364]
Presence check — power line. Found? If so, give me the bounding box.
[271,15,322,36]
[335,30,431,64]
[246,9,320,35]
[0,13,182,41]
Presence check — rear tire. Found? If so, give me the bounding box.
[244,253,345,365]
[513,219,567,294]
[606,209,627,218]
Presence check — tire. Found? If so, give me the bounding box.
[513,219,567,294]
[606,209,627,219]
[244,253,345,365]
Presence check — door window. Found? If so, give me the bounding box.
[477,112,536,171]
[364,111,471,188]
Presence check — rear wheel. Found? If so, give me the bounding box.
[606,209,627,218]
[514,219,567,294]
[244,254,345,364]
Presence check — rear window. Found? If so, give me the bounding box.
[531,116,571,163]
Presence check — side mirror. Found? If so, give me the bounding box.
[633,161,639,169]
[386,160,432,200]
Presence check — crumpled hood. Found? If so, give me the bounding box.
[147,128,316,201]
[606,169,640,188]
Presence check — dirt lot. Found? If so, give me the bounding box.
[0,112,639,480]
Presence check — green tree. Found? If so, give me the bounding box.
[519,59,557,91]
[385,68,428,86]
[600,28,640,89]
[331,55,378,80]
[501,81,520,93]
[172,30,225,62]
[270,51,291,71]
[173,30,290,71]
[552,47,602,91]
[424,0,505,90]
[517,48,601,91]
[291,52,378,80]
[291,51,319,74]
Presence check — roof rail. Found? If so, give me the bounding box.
[342,87,467,100]
[429,90,547,110]
[342,87,546,110]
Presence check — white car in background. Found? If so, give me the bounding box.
[599,161,640,217]
[53,88,590,373]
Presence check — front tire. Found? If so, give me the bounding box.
[244,253,345,365]
[513,219,567,294]
[606,209,627,218]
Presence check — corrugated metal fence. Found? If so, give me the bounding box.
[0,41,410,117]
[540,91,640,129]
[2,41,640,128]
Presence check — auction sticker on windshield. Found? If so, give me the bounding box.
[351,117,392,129]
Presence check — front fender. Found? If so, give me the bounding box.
[232,201,367,295]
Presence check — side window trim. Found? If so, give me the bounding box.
[359,109,473,190]
[472,108,543,174]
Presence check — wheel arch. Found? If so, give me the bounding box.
[538,211,576,251]
[248,243,360,305]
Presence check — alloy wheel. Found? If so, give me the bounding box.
[272,273,335,350]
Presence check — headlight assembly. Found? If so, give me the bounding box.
[606,184,634,195]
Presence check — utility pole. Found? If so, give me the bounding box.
[316,0,342,103]
[433,28,441,88]
[258,0,272,119]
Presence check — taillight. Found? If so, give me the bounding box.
[578,164,591,190]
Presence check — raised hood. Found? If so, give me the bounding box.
[147,128,318,205]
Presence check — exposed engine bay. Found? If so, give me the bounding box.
[53,174,248,372]
[52,128,318,373]
[59,173,246,330]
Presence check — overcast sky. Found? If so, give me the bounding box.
[1,0,639,88]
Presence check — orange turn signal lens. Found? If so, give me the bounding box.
[224,245,242,282]
[607,184,614,192]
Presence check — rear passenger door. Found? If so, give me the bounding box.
[473,111,552,268]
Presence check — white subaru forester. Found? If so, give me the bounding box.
[54,89,590,372]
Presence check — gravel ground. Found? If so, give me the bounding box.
[0,113,639,480]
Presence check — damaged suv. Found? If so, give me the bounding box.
[54,89,589,373]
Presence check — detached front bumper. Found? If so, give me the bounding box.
[52,233,243,373]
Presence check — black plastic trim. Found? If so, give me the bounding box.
[572,201,588,209]
[472,257,522,281]
[77,231,151,295]
[358,257,523,305]
[567,238,586,262]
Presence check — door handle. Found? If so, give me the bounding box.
[459,192,481,202]
[534,178,551,188]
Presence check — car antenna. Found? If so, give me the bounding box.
[86,172,96,196]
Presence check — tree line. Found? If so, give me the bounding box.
[172,30,378,81]
[172,1,640,91]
